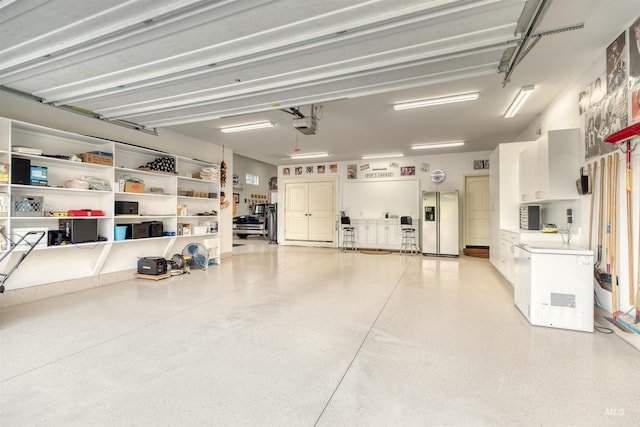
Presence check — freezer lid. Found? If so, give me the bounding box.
[516,243,593,256]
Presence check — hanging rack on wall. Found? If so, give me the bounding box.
[220,145,227,187]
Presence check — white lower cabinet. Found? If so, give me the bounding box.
[355,219,377,247]
[499,230,520,284]
[349,218,414,250]
[377,221,400,246]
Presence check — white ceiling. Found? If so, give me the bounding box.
[1,0,638,165]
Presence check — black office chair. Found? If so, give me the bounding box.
[340,216,356,251]
[400,216,418,255]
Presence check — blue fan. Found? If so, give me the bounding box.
[182,243,208,269]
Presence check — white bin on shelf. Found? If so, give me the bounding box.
[203,237,220,265]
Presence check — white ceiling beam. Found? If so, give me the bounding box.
[55,21,516,108]
[16,0,521,102]
[130,62,498,127]
[94,36,511,119]
[0,0,212,68]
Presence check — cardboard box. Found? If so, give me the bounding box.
[80,152,113,166]
[30,166,48,186]
[124,182,144,193]
[0,161,9,183]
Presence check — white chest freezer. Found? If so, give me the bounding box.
[513,243,594,332]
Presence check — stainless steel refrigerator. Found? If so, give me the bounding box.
[421,191,459,257]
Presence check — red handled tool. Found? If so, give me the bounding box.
[604,123,640,325]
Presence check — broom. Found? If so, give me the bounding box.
[611,152,619,319]
[594,155,614,290]
[588,162,595,250]
[625,139,634,307]
[604,152,632,332]
[594,157,610,290]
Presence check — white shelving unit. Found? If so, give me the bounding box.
[0,117,221,289]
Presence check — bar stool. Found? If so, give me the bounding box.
[341,216,357,251]
[400,216,418,255]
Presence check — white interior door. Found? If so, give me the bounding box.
[284,182,309,240]
[307,181,335,242]
[465,174,490,247]
[284,180,336,242]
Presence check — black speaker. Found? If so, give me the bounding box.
[11,157,31,185]
[124,223,149,239]
[115,201,139,215]
[143,221,164,237]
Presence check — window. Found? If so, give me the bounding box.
[246,173,259,186]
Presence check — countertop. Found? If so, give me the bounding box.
[502,227,580,235]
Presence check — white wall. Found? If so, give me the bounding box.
[520,25,639,314]
[232,154,277,216]
[277,150,491,250]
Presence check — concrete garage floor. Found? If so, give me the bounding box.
[1,240,639,426]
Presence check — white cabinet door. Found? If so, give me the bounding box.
[284,182,309,240]
[506,240,516,283]
[377,221,400,246]
[284,180,335,242]
[513,245,532,319]
[356,220,376,246]
[489,148,499,267]
[499,238,509,277]
[518,143,538,203]
[518,129,579,203]
[308,181,334,242]
[544,128,580,200]
[499,230,519,285]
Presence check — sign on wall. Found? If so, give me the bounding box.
[473,159,490,169]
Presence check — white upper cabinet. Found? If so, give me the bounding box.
[518,129,580,203]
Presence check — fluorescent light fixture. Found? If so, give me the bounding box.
[393,92,479,110]
[290,152,330,159]
[361,153,404,160]
[219,121,274,133]
[411,141,465,150]
[504,85,535,118]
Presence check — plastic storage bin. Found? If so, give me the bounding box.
[114,225,127,241]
